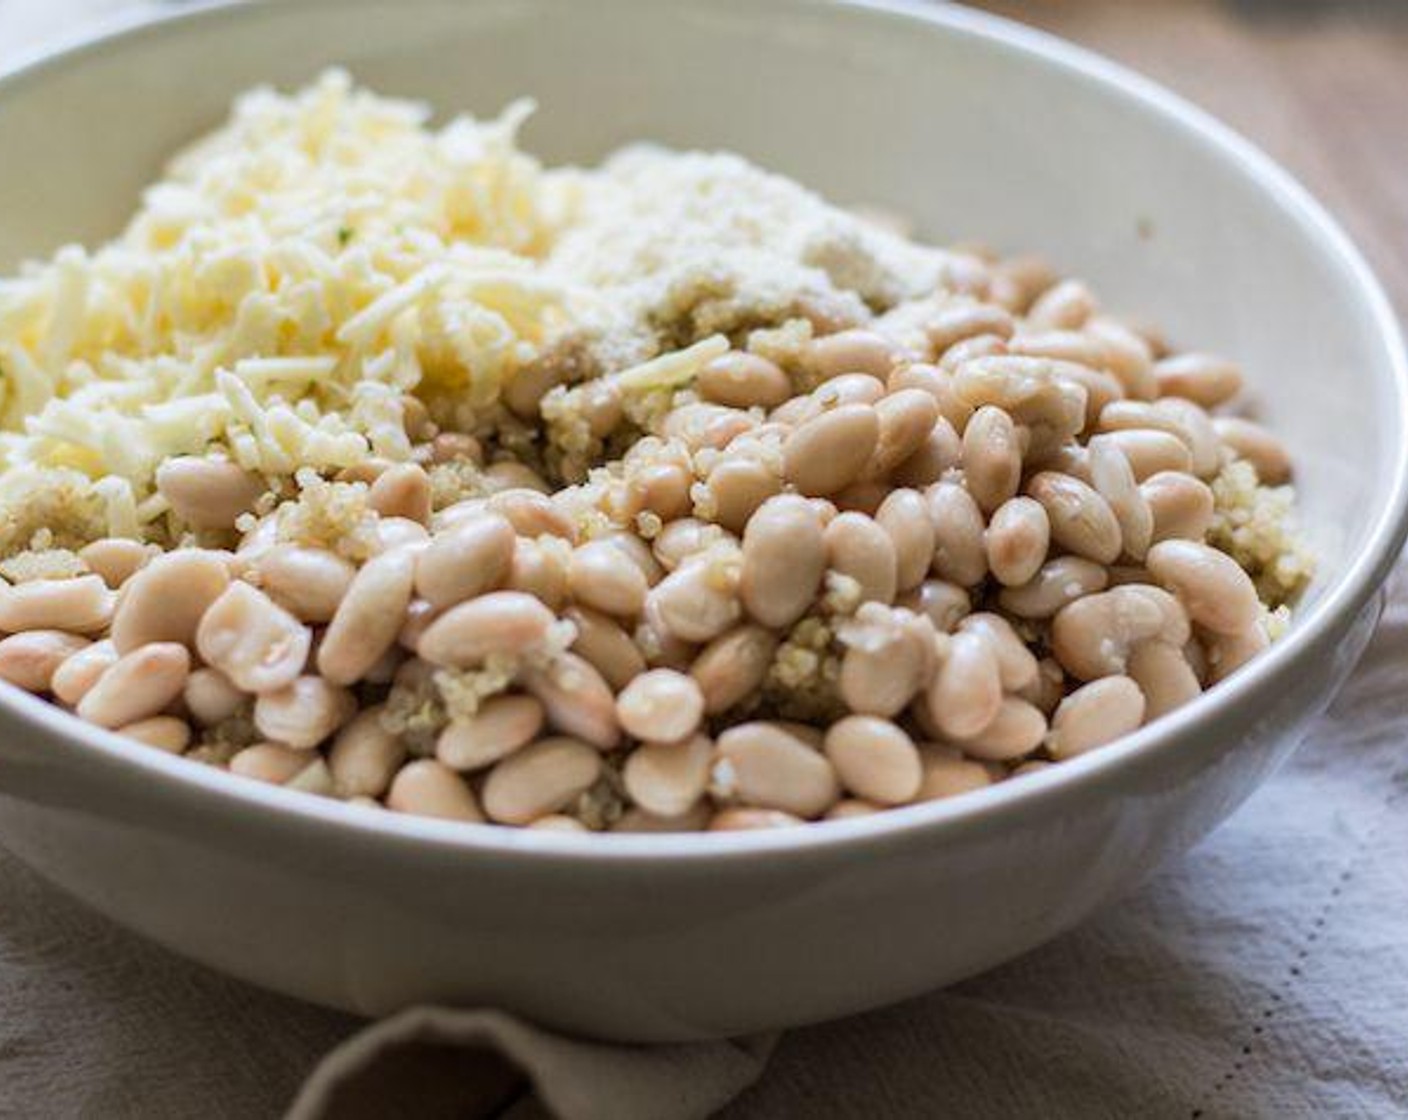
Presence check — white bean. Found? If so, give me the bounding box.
[741,495,825,628]
[329,707,407,797]
[715,722,840,818]
[824,512,898,605]
[616,669,704,743]
[924,630,1001,740]
[77,643,190,729]
[521,652,620,750]
[113,550,230,652]
[1048,676,1146,759]
[481,737,602,825]
[0,631,89,693]
[196,582,310,694]
[254,676,356,749]
[436,694,545,770]
[823,716,922,805]
[388,759,485,822]
[1146,540,1260,636]
[623,733,713,817]
[0,575,114,636]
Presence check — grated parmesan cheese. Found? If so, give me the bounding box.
[0,71,971,552]
[0,71,559,541]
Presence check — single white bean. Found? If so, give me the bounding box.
[1146,540,1261,636]
[915,745,993,801]
[569,539,649,618]
[984,497,1050,587]
[838,603,938,717]
[436,694,545,771]
[741,495,826,628]
[807,329,905,380]
[1213,417,1291,484]
[51,640,118,707]
[0,631,89,693]
[155,456,264,530]
[1142,471,1215,543]
[783,404,880,497]
[230,742,312,786]
[690,624,779,715]
[998,556,1109,620]
[112,550,230,652]
[924,630,1002,740]
[77,642,190,729]
[183,667,246,727]
[704,457,783,535]
[1048,676,1146,759]
[623,733,713,817]
[254,676,357,749]
[870,389,940,476]
[824,512,898,605]
[1154,352,1243,408]
[823,716,922,805]
[926,481,987,587]
[368,463,432,525]
[329,707,407,798]
[1026,471,1122,564]
[1089,434,1153,560]
[196,581,311,694]
[1128,641,1202,719]
[954,697,1047,761]
[118,715,191,753]
[254,546,356,624]
[0,575,114,636]
[616,669,704,743]
[388,759,485,822]
[481,737,602,825]
[520,652,620,750]
[715,722,841,818]
[415,590,558,671]
[875,489,936,593]
[566,606,647,692]
[79,538,155,589]
[961,405,1022,513]
[646,561,740,644]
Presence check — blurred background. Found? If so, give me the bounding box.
[975,0,1408,317]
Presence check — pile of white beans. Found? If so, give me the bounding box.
[0,261,1301,833]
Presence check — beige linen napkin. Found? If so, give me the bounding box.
[286,1010,774,1120]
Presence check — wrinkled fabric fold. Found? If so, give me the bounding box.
[286,1009,774,1120]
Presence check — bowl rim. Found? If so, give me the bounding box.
[0,0,1405,866]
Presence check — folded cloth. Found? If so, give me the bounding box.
[286,1009,774,1120]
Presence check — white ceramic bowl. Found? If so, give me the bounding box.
[0,0,1403,1043]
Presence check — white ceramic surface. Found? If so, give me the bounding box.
[0,0,1403,1043]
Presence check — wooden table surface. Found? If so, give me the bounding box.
[974,0,1408,318]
